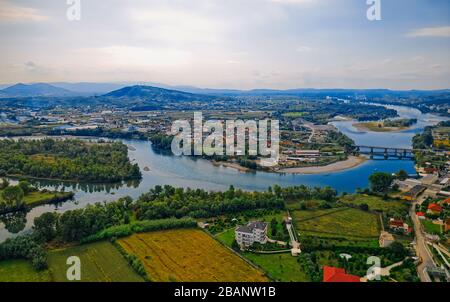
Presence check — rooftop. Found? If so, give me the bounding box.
[236,221,268,234]
[323,266,360,283]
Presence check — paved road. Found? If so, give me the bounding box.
[410,198,435,282]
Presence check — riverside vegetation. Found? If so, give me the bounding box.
[0,138,141,183]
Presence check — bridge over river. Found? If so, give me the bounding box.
[355,145,415,159]
[354,145,446,159]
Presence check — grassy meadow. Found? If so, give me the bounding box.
[292,207,380,240]
[0,259,51,282]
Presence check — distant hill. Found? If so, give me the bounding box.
[0,83,75,98]
[103,85,218,100]
[101,85,230,110]
[50,82,128,95]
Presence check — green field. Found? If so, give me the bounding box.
[421,220,442,235]
[340,194,408,214]
[48,241,144,282]
[216,228,236,247]
[292,207,380,240]
[282,112,306,118]
[0,259,51,282]
[243,252,309,282]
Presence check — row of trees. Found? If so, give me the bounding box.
[134,185,286,220]
[0,138,141,183]
[33,197,134,242]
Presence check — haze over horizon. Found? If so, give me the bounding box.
[1,0,449,90]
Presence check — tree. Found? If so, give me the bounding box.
[270,218,278,236]
[0,178,9,190]
[18,180,32,195]
[388,241,407,260]
[369,172,394,193]
[1,186,24,208]
[396,170,408,181]
[34,212,58,242]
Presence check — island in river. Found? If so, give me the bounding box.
[353,118,418,133]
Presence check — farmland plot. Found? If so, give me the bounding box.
[118,229,269,282]
[47,241,144,282]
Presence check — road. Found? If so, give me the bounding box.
[410,197,435,282]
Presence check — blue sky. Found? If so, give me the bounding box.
[0,0,449,89]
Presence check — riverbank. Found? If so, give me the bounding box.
[212,161,252,172]
[353,122,410,133]
[277,156,367,174]
[0,189,74,215]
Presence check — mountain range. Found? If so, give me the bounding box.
[0,83,76,98]
[1,81,450,99]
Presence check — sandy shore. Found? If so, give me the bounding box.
[211,161,251,172]
[277,156,367,174]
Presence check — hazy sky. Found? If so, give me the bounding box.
[0,0,449,89]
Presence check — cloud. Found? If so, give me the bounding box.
[296,46,314,52]
[129,8,225,45]
[407,26,450,38]
[0,1,48,22]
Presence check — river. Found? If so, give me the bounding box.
[0,104,447,241]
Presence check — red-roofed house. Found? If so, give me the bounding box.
[389,218,410,233]
[416,212,426,220]
[427,203,443,215]
[323,266,360,283]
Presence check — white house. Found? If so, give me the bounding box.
[235,221,268,247]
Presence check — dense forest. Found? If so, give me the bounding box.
[0,139,141,182]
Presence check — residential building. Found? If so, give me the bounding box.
[427,203,443,215]
[235,221,268,247]
[379,231,395,248]
[402,185,426,201]
[389,218,411,234]
[416,212,426,220]
[421,174,439,186]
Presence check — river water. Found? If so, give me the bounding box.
[0,104,447,241]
